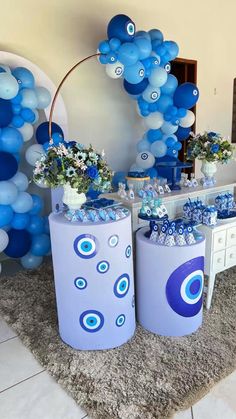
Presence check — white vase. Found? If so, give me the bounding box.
[62,184,86,210]
[200,160,217,186]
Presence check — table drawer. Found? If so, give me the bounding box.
[226,227,236,247]
[212,250,225,273]
[213,230,226,251]
[225,246,236,269]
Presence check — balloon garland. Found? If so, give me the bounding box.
[0,65,63,270]
[98,14,199,178]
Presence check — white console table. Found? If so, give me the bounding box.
[102,180,236,309]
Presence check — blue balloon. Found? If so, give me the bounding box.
[0,152,18,180]
[150,140,167,158]
[173,82,199,109]
[161,74,178,96]
[12,67,35,89]
[12,104,21,115]
[107,14,135,42]
[99,55,108,65]
[4,229,32,258]
[98,40,110,54]
[0,127,23,153]
[176,126,191,141]
[109,37,121,51]
[124,61,145,84]
[21,107,35,123]
[0,98,13,127]
[0,205,14,227]
[26,215,44,235]
[12,115,24,128]
[11,213,30,230]
[163,41,179,60]
[112,171,126,189]
[135,31,151,41]
[166,137,177,147]
[146,167,158,178]
[123,78,148,95]
[177,108,187,118]
[117,42,139,66]
[156,95,173,113]
[36,121,64,145]
[0,181,18,205]
[147,129,163,143]
[43,216,50,234]
[149,29,164,43]
[173,141,182,151]
[20,252,43,269]
[134,37,152,60]
[31,233,51,256]
[28,194,44,215]
[11,92,22,105]
[11,192,33,213]
[11,172,28,191]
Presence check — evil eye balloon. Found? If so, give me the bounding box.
[142,84,161,103]
[114,274,130,298]
[136,151,155,169]
[74,277,87,290]
[107,14,135,42]
[123,61,145,84]
[80,310,104,332]
[148,67,168,88]
[125,245,132,258]
[105,61,124,79]
[73,234,98,259]
[173,82,199,109]
[179,110,195,128]
[116,314,126,327]
[108,235,119,247]
[97,260,110,273]
[166,256,204,317]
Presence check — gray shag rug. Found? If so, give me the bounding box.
[0,263,236,419]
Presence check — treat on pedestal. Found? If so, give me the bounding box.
[118,182,127,199]
[185,225,196,245]
[175,226,187,246]
[164,227,176,247]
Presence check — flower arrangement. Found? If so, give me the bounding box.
[187,132,234,163]
[33,141,113,194]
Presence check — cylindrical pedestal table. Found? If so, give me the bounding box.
[49,212,135,350]
[136,227,205,336]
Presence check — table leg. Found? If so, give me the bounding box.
[206,273,216,310]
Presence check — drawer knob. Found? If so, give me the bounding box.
[230,253,234,259]
[217,258,222,263]
[218,238,223,243]
[231,234,236,239]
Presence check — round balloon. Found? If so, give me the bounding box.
[161,121,178,135]
[12,67,35,89]
[0,152,18,181]
[147,129,163,143]
[173,82,199,109]
[150,140,167,157]
[176,126,191,141]
[10,171,29,191]
[123,61,145,84]
[134,37,152,60]
[136,138,150,152]
[11,192,33,213]
[0,181,18,205]
[105,61,124,78]
[18,123,34,142]
[145,112,164,129]
[0,229,9,252]
[27,215,44,235]
[123,78,148,95]
[31,233,51,256]
[4,229,31,258]
[161,74,178,96]
[29,194,44,215]
[20,108,35,123]
[142,84,160,103]
[148,67,168,87]
[0,127,23,153]
[20,88,38,109]
[34,86,51,109]
[0,72,19,100]
[156,95,173,113]
[0,205,14,227]
[20,252,43,269]
[136,151,155,169]
[36,121,64,145]
[149,29,163,43]
[179,110,195,128]
[117,42,139,66]
[11,213,30,230]
[107,14,135,42]
[0,98,13,127]
[25,144,44,166]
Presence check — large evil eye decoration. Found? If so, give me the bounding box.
[108,235,119,248]
[80,310,104,333]
[125,245,132,258]
[116,314,126,327]
[74,277,87,290]
[97,260,110,274]
[166,257,204,317]
[73,234,98,259]
[114,274,130,298]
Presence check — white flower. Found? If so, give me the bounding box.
[66,167,76,177]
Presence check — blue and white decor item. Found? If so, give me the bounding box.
[215,193,236,219]
[98,14,200,178]
[150,218,201,246]
[49,209,135,350]
[0,64,53,269]
[183,198,218,226]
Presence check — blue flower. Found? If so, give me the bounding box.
[208,132,217,138]
[87,166,98,179]
[211,144,220,153]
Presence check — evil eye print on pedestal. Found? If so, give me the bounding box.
[116,314,126,327]
[125,245,132,258]
[166,256,204,317]
[74,277,87,290]
[108,234,119,247]
[73,234,98,259]
[80,310,104,333]
[97,260,110,273]
[114,274,130,298]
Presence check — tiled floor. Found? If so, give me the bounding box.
[0,261,235,419]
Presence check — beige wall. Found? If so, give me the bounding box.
[0,0,236,180]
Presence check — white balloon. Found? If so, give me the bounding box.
[21,88,38,109]
[150,140,167,158]
[136,151,155,169]
[145,112,164,129]
[161,121,178,135]
[0,229,9,252]
[179,110,195,128]
[148,67,168,87]
[18,123,34,142]
[10,172,29,191]
[105,61,124,79]
[0,72,19,100]
[142,84,160,103]
[35,86,51,109]
[25,144,44,166]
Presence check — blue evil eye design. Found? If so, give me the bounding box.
[125,245,132,258]
[74,277,87,290]
[74,234,98,259]
[132,294,135,308]
[114,274,130,298]
[141,152,148,160]
[97,260,110,273]
[116,314,126,327]
[126,22,135,36]
[153,224,158,232]
[80,310,104,333]
[193,89,198,96]
[139,68,145,77]
[164,62,171,73]
[187,225,193,233]
[115,65,123,76]
[166,257,204,317]
[108,235,119,247]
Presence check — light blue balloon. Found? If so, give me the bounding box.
[0,72,19,100]
[161,121,178,135]
[0,181,18,205]
[150,140,167,158]
[124,61,145,84]
[98,40,110,54]
[163,41,179,60]
[117,42,139,66]
[148,29,164,43]
[0,127,24,153]
[34,87,51,109]
[20,88,38,109]
[11,192,33,213]
[31,233,51,256]
[134,37,152,60]
[109,37,121,51]
[148,67,168,87]
[163,134,178,146]
[20,252,43,269]
[10,171,29,191]
[156,95,173,113]
[173,141,182,151]
[137,138,150,152]
[161,74,178,96]
[135,31,151,41]
[12,67,35,89]
[142,84,160,103]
